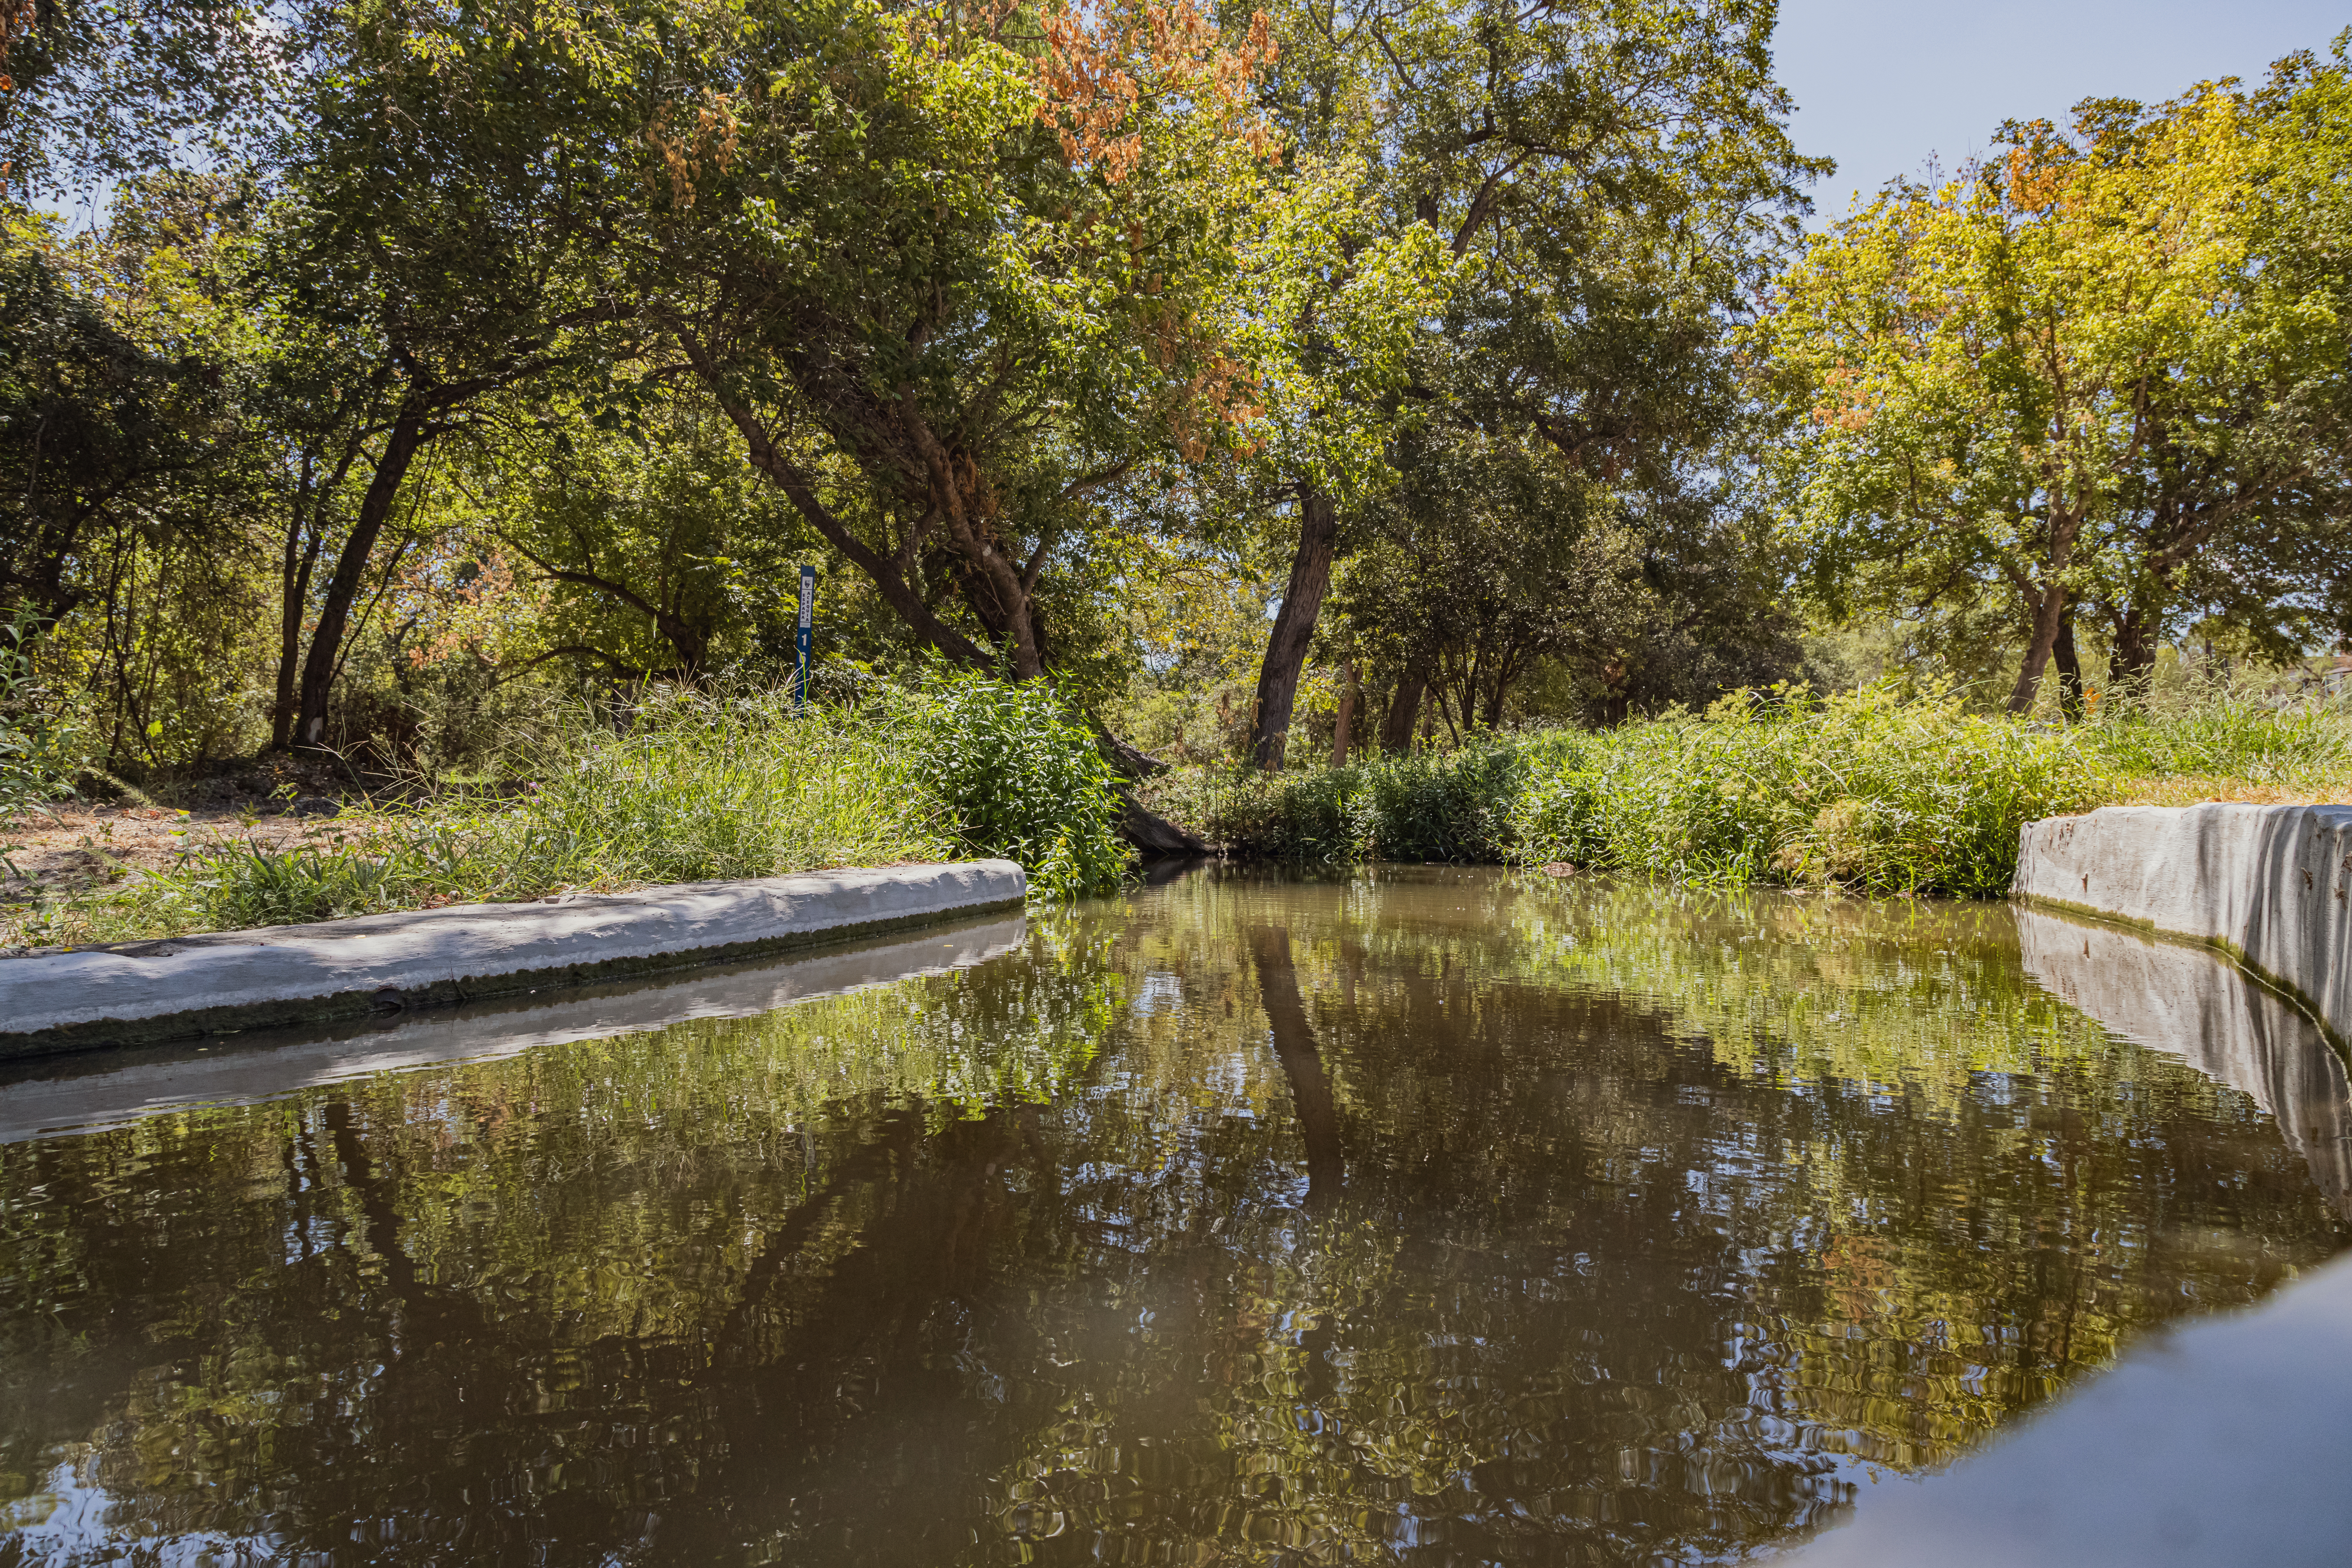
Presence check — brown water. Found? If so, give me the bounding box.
[2,867,2346,1566]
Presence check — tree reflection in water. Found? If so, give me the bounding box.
[2,867,2344,1566]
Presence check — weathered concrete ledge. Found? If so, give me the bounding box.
[0,860,1025,1060]
[0,912,1026,1143]
[2013,803,2350,1046]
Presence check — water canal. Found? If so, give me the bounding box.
[3,866,2347,1564]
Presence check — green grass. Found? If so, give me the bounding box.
[2080,684,2352,796]
[1146,682,2352,898]
[13,674,2347,946]
[5,671,1129,946]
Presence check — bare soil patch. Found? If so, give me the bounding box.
[0,800,383,905]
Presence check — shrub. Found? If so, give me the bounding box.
[888,667,1130,899]
[1169,742,1534,864]
[1152,684,2111,897]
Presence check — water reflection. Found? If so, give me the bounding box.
[2014,905,2352,1216]
[1,868,2344,1566]
[1249,923,1344,1207]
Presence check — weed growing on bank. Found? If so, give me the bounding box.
[4,672,1129,946]
[1517,688,2108,895]
[2081,686,2352,800]
[1150,683,2351,898]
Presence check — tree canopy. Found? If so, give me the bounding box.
[1761,44,2352,712]
[0,1,2345,784]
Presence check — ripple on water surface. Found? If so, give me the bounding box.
[1,866,2345,1566]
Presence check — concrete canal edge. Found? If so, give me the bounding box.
[2012,802,2350,1048]
[0,859,1027,1061]
[1783,1243,2352,1568]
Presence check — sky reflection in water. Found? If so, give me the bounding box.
[2,866,2345,1566]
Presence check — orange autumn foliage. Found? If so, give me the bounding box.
[1033,1,1280,185]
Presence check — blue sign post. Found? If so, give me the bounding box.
[794,564,815,710]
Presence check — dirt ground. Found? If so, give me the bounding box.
[1,748,392,904]
[0,798,376,904]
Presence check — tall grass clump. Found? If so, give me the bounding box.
[1157,684,2109,897]
[2080,685,2352,790]
[126,688,958,934]
[1517,686,2108,895]
[523,686,951,885]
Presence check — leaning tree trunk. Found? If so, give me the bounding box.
[272,464,325,752]
[295,403,430,749]
[2004,514,2079,717]
[1247,490,1338,770]
[2005,582,2069,716]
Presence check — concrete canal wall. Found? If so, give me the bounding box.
[1795,882,2352,1568]
[0,860,1026,1060]
[1785,1241,2352,1568]
[2013,803,2351,1045]
[0,911,1027,1143]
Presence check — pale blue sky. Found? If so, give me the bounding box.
[1776,0,2349,218]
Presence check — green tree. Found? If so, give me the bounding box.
[1760,44,2352,714]
[469,394,815,682]
[259,0,646,747]
[0,209,230,628]
[1240,0,1819,761]
[641,0,1285,691]
[0,0,285,198]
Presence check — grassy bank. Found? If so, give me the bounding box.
[1147,685,2352,898]
[11,677,2345,947]
[3,671,1128,947]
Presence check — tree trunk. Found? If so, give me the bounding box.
[1248,490,1339,770]
[295,403,428,748]
[1379,653,1428,753]
[1479,648,1515,730]
[1331,661,1358,766]
[2052,600,2085,722]
[2004,511,2080,717]
[908,408,1046,680]
[2109,603,2158,697]
[2005,581,2069,716]
[1096,719,1202,857]
[272,461,325,752]
[677,333,998,673]
[1118,793,1209,856]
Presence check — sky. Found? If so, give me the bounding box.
[1775,0,2349,220]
